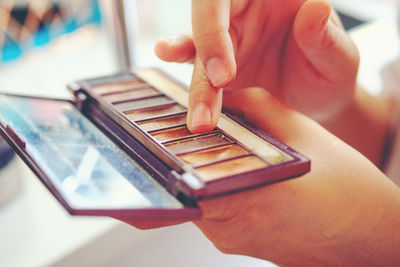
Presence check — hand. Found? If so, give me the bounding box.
[120,88,400,265]
[155,0,359,132]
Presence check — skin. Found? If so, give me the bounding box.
[155,0,359,131]
[155,0,392,166]
[122,89,400,265]
[119,0,400,265]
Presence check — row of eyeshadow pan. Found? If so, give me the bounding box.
[91,78,291,182]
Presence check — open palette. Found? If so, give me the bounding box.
[0,68,310,220]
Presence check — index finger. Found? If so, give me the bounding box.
[187,56,223,133]
[192,0,236,87]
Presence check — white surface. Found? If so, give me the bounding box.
[332,0,397,21]
[0,157,21,207]
[351,19,400,95]
[0,159,117,267]
[53,223,273,267]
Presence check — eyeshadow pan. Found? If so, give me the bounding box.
[103,87,162,103]
[179,144,249,166]
[137,113,187,131]
[164,133,231,154]
[195,156,268,182]
[92,80,144,94]
[3,71,310,219]
[253,145,292,164]
[66,70,310,202]
[151,126,192,142]
[125,104,186,121]
[115,96,173,112]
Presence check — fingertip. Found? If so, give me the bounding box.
[188,123,217,134]
[187,102,218,134]
[154,39,169,60]
[294,0,332,48]
[293,0,358,83]
[154,35,196,62]
[115,218,186,230]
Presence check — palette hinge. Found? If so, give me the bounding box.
[167,171,201,206]
[167,171,182,197]
[67,82,82,94]
[73,91,88,112]
[167,171,201,198]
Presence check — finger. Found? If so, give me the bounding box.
[293,0,359,83]
[192,0,236,87]
[187,56,223,133]
[154,34,196,63]
[113,217,186,230]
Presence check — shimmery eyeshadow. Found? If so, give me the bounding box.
[137,113,187,131]
[125,104,186,121]
[195,156,268,181]
[103,87,162,103]
[164,133,231,154]
[150,126,192,142]
[179,144,249,166]
[92,80,145,94]
[252,145,292,164]
[115,96,173,112]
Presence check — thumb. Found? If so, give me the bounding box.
[293,0,359,83]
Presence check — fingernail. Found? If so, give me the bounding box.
[168,35,184,45]
[206,58,229,87]
[191,102,212,132]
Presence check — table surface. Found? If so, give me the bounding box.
[0,12,399,267]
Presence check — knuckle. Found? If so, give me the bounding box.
[194,25,230,45]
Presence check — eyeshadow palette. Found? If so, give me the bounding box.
[0,68,310,220]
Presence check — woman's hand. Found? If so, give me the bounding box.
[118,1,400,264]
[156,0,394,166]
[120,88,400,265]
[155,0,359,132]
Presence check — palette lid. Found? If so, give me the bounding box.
[0,94,199,219]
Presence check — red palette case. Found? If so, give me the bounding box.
[0,69,310,220]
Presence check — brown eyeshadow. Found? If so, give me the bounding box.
[150,126,192,142]
[179,144,249,166]
[103,87,162,103]
[115,96,173,112]
[125,104,186,121]
[164,133,231,154]
[195,156,268,182]
[92,80,144,94]
[137,113,187,131]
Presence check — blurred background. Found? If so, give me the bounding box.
[0,0,192,68]
[0,0,101,62]
[1,0,395,65]
[0,1,398,267]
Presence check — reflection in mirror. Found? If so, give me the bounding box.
[0,95,183,210]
